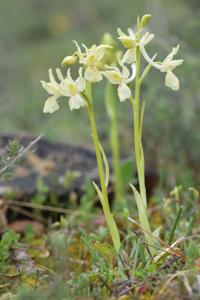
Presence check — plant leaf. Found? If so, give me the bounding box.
[130,184,152,246]
[120,159,135,187]
[98,142,110,188]
[92,241,116,264]
[92,181,106,208]
[92,181,121,252]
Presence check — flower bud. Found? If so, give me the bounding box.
[61,54,77,66]
[139,14,152,30]
[101,32,116,47]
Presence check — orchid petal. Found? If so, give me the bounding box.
[56,68,64,81]
[140,33,154,46]
[69,95,86,111]
[96,45,111,61]
[126,63,136,83]
[121,64,130,78]
[41,80,62,96]
[118,83,132,101]
[164,45,180,64]
[76,68,86,91]
[84,66,103,82]
[117,28,126,37]
[48,69,56,83]
[43,96,59,113]
[165,71,179,91]
[122,48,136,64]
[103,69,122,84]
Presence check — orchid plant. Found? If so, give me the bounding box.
[41,14,183,253]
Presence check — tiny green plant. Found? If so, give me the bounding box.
[0,138,21,178]
[0,229,20,273]
[41,14,183,253]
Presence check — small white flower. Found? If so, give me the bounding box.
[160,46,183,91]
[117,28,154,64]
[141,45,183,91]
[41,68,86,113]
[41,69,65,113]
[74,41,112,82]
[104,62,136,101]
[60,68,86,111]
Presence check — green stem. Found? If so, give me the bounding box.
[132,46,153,248]
[105,82,123,204]
[133,46,146,207]
[86,83,121,253]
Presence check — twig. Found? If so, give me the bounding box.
[0,134,43,175]
[128,217,185,259]
[10,205,45,223]
[0,283,10,289]
[183,273,193,297]
[142,240,184,260]
[128,217,169,248]
[8,200,70,214]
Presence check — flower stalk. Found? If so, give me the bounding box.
[105,82,123,205]
[86,82,121,253]
[134,46,146,204]
[131,45,154,248]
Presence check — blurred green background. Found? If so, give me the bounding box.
[0,0,200,186]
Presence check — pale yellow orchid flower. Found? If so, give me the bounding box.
[117,28,154,64]
[60,68,86,111]
[41,69,65,113]
[104,62,136,101]
[141,45,183,91]
[74,41,112,82]
[41,68,86,113]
